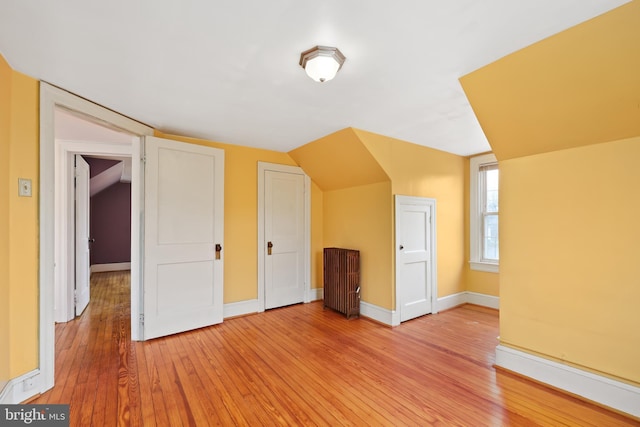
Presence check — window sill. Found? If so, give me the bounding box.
[470,261,499,273]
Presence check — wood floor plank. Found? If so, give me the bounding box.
[140,343,174,427]
[225,323,362,425]
[222,318,339,425]
[181,332,254,425]
[151,338,194,426]
[250,311,405,425]
[31,271,640,426]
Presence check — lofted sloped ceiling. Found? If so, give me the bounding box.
[460,1,640,161]
[0,1,630,157]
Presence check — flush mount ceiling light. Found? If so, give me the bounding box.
[299,45,346,83]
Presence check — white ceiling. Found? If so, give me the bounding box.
[0,0,629,156]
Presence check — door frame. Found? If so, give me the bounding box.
[394,195,438,320]
[257,162,311,312]
[56,141,133,322]
[40,82,153,392]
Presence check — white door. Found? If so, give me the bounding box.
[74,155,91,316]
[264,169,306,309]
[143,136,224,340]
[396,195,437,322]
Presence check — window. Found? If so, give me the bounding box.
[470,153,499,272]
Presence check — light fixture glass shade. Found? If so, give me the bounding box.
[304,56,340,82]
[299,46,345,83]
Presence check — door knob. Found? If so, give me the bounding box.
[267,241,273,256]
[215,244,222,260]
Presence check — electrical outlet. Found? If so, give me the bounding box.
[18,178,32,197]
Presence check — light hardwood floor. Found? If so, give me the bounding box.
[32,271,639,426]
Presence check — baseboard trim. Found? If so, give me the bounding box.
[495,345,640,418]
[437,292,467,311]
[437,291,499,311]
[466,292,500,309]
[222,292,496,326]
[0,369,41,404]
[224,290,324,319]
[223,299,260,319]
[360,301,398,326]
[308,287,323,302]
[90,262,131,273]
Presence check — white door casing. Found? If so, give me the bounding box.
[142,136,224,340]
[41,82,153,393]
[264,170,305,309]
[395,195,437,322]
[74,155,91,316]
[257,162,311,312]
[58,142,134,323]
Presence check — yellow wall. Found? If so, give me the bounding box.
[154,132,322,302]
[0,56,40,381]
[460,1,640,161]
[500,137,640,384]
[354,130,467,298]
[8,69,39,378]
[288,128,394,306]
[323,182,393,309]
[293,127,469,308]
[463,157,499,296]
[291,127,469,309]
[288,128,389,191]
[459,0,640,388]
[0,54,12,388]
[465,269,499,297]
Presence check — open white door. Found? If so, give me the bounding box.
[143,136,224,340]
[264,169,306,309]
[395,195,437,322]
[74,155,91,316]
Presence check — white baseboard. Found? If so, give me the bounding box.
[437,292,468,311]
[222,292,496,327]
[308,287,323,302]
[466,292,500,309]
[223,299,260,319]
[437,291,499,311]
[360,301,399,326]
[224,290,324,319]
[0,369,41,404]
[495,345,640,418]
[90,262,131,273]
[359,292,499,327]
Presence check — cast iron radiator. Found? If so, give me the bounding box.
[323,248,360,319]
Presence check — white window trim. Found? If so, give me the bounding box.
[470,153,499,273]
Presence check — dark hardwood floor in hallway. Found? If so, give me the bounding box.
[31,271,638,426]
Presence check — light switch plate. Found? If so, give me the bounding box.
[19,178,32,197]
